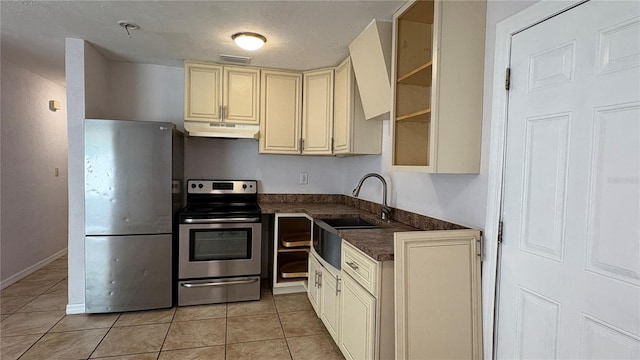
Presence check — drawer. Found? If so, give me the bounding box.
[341,241,379,296]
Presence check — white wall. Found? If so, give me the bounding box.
[1,56,68,287]
[185,138,346,193]
[107,62,184,130]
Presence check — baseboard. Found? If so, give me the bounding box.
[0,248,68,290]
[66,303,85,314]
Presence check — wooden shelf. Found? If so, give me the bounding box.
[396,108,431,122]
[278,246,310,254]
[280,232,311,248]
[398,62,432,86]
[280,260,309,279]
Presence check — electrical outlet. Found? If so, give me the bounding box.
[299,172,308,185]
[55,168,60,177]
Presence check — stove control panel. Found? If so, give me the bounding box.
[187,180,258,194]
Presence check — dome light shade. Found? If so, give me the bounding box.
[232,32,267,51]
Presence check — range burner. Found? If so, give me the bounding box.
[179,180,261,223]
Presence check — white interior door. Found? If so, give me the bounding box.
[497,1,640,358]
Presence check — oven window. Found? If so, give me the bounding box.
[190,229,252,261]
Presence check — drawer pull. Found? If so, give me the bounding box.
[346,261,359,270]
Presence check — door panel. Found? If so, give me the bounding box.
[497,1,640,358]
[85,120,173,235]
[85,234,172,313]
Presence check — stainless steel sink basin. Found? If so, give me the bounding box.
[312,217,380,270]
[317,217,379,230]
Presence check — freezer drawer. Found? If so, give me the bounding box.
[85,234,172,313]
[178,276,260,306]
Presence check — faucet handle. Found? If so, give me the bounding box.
[381,205,392,222]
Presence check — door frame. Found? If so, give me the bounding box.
[483,1,588,359]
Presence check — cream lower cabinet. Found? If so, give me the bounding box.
[260,70,303,154]
[308,250,341,342]
[339,241,394,360]
[394,230,482,360]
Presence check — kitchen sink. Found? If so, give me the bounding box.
[316,217,379,230]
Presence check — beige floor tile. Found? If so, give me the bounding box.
[227,313,284,344]
[0,280,56,298]
[274,293,313,313]
[162,318,225,350]
[17,292,68,312]
[287,334,345,360]
[279,311,327,337]
[173,303,226,321]
[114,308,175,327]
[227,294,276,317]
[91,352,158,360]
[91,323,170,358]
[0,334,41,360]
[1,314,9,321]
[50,313,120,332]
[159,345,225,360]
[226,339,292,360]
[21,267,68,283]
[0,296,35,314]
[20,328,108,360]
[44,279,68,294]
[0,310,65,336]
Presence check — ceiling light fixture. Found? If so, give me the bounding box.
[231,32,267,51]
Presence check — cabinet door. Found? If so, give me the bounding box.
[333,58,352,154]
[308,252,322,316]
[340,273,376,360]
[394,230,482,360]
[260,70,303,154]
[184,62,223,122]
[224,67,260,124]
[320,269,341,343]
[302,68,334,155]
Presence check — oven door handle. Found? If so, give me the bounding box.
[180,277,259,288]
[183,217,261,224]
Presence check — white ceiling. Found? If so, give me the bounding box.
[1,1,404,86]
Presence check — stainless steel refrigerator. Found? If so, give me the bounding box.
[84,119,183,313]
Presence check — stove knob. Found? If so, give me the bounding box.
[242,184,247,189]
[191,183,196,188]
[198,184,204,189]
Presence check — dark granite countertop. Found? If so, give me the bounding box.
[259,201,420,261]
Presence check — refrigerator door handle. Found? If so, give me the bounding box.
[180,277,259,288]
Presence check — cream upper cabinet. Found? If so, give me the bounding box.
[184,61,260,124]
[302,68,334,155]
[391,0,486,173]
[184,62,223,122]
[333,57,382,155]
[394,230,482,360]
[223,66,260,124]
[349,19,393,120]
[259,69,303,154]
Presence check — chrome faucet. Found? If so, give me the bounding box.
[352,173,392,222]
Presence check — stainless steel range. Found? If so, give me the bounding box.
[178,180,261,306]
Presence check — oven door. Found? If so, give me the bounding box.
[179,222,261,279]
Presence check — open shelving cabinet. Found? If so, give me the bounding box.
[272,214,312,294]
[391,0,486,173]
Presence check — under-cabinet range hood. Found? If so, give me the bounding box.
[184,121,259,139]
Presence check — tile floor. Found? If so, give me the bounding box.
[0,255,345,360]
